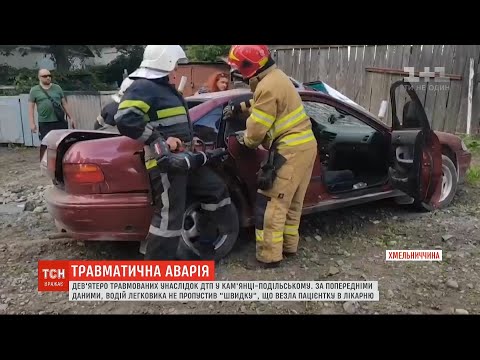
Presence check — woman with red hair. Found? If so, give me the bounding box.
[195,71,230,95]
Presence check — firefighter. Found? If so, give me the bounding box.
[114,45,236,261]
[95,77,134,130]
[224,45,318,267]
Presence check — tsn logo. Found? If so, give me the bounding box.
[38,261,69,291]
[42,268,66,287]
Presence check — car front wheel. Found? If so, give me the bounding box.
[177,199,240,261]
[437,154,458,208]
[413,154,458,211]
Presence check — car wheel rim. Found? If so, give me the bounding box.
[440,163,453,203]
[181,203,228,255]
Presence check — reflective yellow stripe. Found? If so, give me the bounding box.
[156,106,186,119]
[273,106,309,136]
[119,100,150,113]
[256,229,283,243]
[251,114,273,128]
[278,130,316,148]
[145,159,157,170]
[251,108,275,128]
[252,108,275,121]
[272,232,283,243]
[284,225,299,236]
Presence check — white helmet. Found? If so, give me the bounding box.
[140,45,188,73]
[112,77,134,103]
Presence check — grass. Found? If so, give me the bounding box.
[460,135,480,186]
[461,135,480,155]
[466,166,480,186]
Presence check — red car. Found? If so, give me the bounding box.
[41,80,472,259]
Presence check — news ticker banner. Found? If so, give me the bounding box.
[38,260,379,302]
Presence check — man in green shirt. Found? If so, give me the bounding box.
[28,69,76,140]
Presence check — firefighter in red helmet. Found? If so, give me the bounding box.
[224,45,318,268]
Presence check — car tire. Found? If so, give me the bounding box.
[177,198,240,261]
[414,154,458,211]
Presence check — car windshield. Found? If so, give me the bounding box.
[303,101,371,129]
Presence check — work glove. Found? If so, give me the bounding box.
[235,131,246,146]
[205,148,228,163]
[165,152,208,172]
[222,101,236,120]
[149,136,171,160]
[223,94,253,120]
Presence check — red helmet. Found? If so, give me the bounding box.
[227,45,271,79]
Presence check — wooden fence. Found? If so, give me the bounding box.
[271,45,480,134]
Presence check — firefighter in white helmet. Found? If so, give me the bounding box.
[114,45,235,260]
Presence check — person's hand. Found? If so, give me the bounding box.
[166,137,183,151]
[223,102,235,120]
[30,122,37,133]
[235,131,245,145]
[70,118,76,129]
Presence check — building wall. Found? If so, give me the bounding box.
[170,63,231,96]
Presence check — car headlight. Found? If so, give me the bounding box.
[461,140,468,151]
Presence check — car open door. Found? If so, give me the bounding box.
[388,80,443,210]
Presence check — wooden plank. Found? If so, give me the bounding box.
[276,50,285,73]
[290,48,299,80]
[302,49,312,82]
[417,45,434,105]
[294,48,302,81]
[309,47,320,81]
[345,46,357,100]
[472,60,480,134]
[359,45,376,110]
[385,45,404,126]
[423,45,443,128]
[364,67,462,80]
[352,46,365,103]
[445,46,467,133]
[466,57,475,134]
[283,48,294,77]
[300,48,310,82]
[406,45,424,114]
[327,46,339,88]
[472,46,480,134]
[396,45,412,126]
[369,45,387,117]
[457,46,480,133]
[269,45,352,50]
[336,46,349,95]
[432,45,455,131]
[318,48,329,82]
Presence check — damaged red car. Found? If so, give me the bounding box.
[40,80,472,259]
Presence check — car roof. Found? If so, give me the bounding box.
[186,86,383,126]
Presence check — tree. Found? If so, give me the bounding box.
[0,45,103,71]
[185,45,230,62]
[0,45,142,71]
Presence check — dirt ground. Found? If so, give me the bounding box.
[1,146,479,315]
